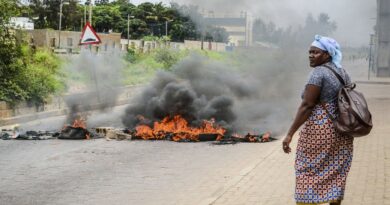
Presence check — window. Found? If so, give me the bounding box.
[67,38,73,47]
[50,38,56,47]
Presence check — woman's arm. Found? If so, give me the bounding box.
[282,85,321,153]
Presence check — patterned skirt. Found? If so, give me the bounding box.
[295,103,354,204]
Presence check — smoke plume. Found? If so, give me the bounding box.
[123,0,376,136]
[165,0,376,47]
[64,49,125,124]
[122,48,307,136]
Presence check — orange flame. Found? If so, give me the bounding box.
[72,118,87,129]
[71,117,90,140]
[135,115,226,141]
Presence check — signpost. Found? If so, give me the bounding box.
[79,22,101,102]
[79,22,101,45]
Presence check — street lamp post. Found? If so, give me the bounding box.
[58,0,63,48]
[165,20,173,37]
[89,0,93,24]
[127,14,134,50]
[58,0,69,49]
[165,21,168,36]
[84,3,87,26]
[368,34,375,80]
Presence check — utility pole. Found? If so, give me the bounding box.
[165,21,168,36]
[84,3,87,25]
[368,34,375,80]
[127,15,134,50]
[89,0,93,24]
[58,0,63,48]
[127,14,130,50]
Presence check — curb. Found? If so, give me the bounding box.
[0,98,131,127]
[356,81,390,85]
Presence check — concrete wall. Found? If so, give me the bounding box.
[183,40,227,52]
[120,39,227,52]
[119,39,181,52]
[0,102,13,119]
[27,29,122,53]
[0,96,68,120]
[376,0,390,77]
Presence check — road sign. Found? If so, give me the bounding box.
[79,22,101,45]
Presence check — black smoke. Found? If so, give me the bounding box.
[121,49,306,136]
[121,54,257,133]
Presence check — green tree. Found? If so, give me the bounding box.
[169,3,202,41]
[0,0,64,105]
[93,4,123,33]
[297,13,337,46]
[28,0,83,31]
[0,0,28,103]
[95,0,109,5]
[205,26,229,43]
[252,13,337,47]
[27,0,46,28]
[25,1,228,42]
[62,1,83,31]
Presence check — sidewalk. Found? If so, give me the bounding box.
[209,83,390,205]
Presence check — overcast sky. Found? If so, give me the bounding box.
[128,0,377,47]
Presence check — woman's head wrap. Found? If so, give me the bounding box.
[311,35,342,68]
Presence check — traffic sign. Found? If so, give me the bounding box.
[79,22,101,45]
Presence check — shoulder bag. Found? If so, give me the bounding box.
[322,65,373,137]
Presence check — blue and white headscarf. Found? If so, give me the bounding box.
[311,35,342,68]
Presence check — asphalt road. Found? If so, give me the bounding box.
[0,136,279,205]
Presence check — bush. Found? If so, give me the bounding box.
[0,43,64,106]
[142,35,159,42]
[20,47,64,104]
[154,48,180,70]
[125,48,138,63]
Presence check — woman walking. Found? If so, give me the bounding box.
[283,35,354,205]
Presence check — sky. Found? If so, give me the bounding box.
[129,0,377,47]
[74,0,378,47]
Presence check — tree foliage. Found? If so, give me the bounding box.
[27,0,83,31]
[0,0,27,104]
[24,0,229,42]
[0,0,63,105]
[252,13,337,47]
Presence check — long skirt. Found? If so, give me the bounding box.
[295,103,354,204]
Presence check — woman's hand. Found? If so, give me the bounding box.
[282,135,293,154]
[283,85,320,154]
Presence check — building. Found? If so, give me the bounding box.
[26,29,121,53]
[376,0,390,77]
[9,17,34,30]
[203,11,252,47]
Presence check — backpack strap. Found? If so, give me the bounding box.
[320,64,345,122]
[323,65,346,86]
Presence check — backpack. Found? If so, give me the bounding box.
[322,65,373,137]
